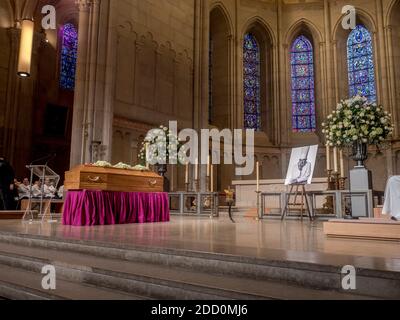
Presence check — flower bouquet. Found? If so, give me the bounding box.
[322,96,394,148]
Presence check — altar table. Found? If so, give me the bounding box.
[62,190,170,226]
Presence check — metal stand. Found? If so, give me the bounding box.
[281,183,313,221]
[22,164,60,223]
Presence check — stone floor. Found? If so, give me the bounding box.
[0,216,399,273]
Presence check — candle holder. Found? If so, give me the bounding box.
[338,177,347,191]
[185,182,190,192]
[323,169,335,215]
[194,179,200,192]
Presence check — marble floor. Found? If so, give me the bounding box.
[0,216,399,273]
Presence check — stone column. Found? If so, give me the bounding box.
[2,28,20,163]
[385,25,398,138]
[70,0,91,167]
[70,0,113,167]
[193,0,210,191]
[323,0,333,115]
[375,0,390,108]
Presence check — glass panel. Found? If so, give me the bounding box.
[347,25,377,103]
[290,35,316,132]
[60,23,78,90]
[243,33,261,131]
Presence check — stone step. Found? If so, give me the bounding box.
[0,264,146,300]
[0,240,383,300]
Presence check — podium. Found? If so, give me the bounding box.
[22,165,60,223]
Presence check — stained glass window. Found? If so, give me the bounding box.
[243,33,261,131]
[290,35,316,132]
[347,25,376,102]
[60,23,78,90]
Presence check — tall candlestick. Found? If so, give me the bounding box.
[333,147,339,173]
[195,159,199,180]
[185,163,189,184]
[210,165,214,193]
[326,144,331,171]
[340,149,345,177]
[256,161,260,192]
[207,155,211,177]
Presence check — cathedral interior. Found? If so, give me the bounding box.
[0,0,400,192]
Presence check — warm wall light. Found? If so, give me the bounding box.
[17,19,34,78]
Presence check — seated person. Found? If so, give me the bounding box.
[43,178,57,198]
[382,176,400,221]
[31,180,42,198]
[18,178,31,199]
[57,185,64,199]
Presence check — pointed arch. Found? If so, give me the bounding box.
[332,8,379,102]
[209,4,232,129]
[209,2,233,36]
[285,18,324,48]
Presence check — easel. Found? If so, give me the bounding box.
[281,183,313,221]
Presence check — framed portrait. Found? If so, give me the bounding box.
[285,145,319,186]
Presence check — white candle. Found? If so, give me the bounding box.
[185,163,189,184]
[333,147,339,173]
[256,161,260,192]
[195,159,199,180]
[326,145,331,171]
[210,165,214,193]
[340,149,345,177]
[207,155,211,177]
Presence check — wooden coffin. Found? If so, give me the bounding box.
[64,165,164,193]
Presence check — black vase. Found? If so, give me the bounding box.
[156,164,170,192]
[352,141,368,168]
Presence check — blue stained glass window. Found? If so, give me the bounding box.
[347,25,376,102]
[243,33,261,130]
[60,23,78,90]
[291,35,316,132]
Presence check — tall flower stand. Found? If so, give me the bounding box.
[349,141,373,218]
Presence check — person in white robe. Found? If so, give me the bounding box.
[289,147,312,185]
[43,178,56,198]
[31,181,42,198]
[18,178,31,199]
[382,176,400,221]
[57,185,64,199]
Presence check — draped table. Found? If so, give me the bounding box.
[62,190,170,226]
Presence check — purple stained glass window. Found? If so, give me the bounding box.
[60,23,78,90]
[347,25,376,102]
[243,33,261,130]
[291,35,316,132]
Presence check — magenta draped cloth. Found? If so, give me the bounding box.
[62,190,170,226]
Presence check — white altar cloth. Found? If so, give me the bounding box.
[382,176,400,220]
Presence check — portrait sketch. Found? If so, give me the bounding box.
[285,145,318,186]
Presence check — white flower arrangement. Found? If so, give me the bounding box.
[92,161,149,171]
[322,96,394,147]
[138,125,185,165]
